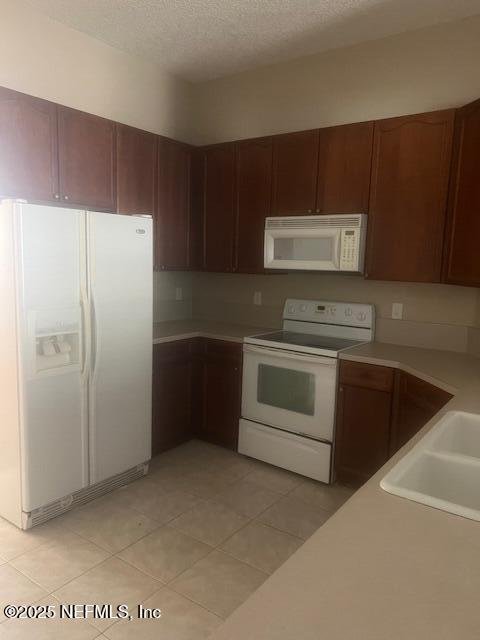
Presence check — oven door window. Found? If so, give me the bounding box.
[257,364,315,415]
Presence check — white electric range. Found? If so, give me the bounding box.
[239,299,375,483]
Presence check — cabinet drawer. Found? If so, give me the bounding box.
[204,338,242,362]
[339,360,394,392]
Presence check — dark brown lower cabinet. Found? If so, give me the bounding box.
[334,361,453,487]
[152,338,242,455]
[390,371,452,456]
[334,361,394,487]
[151,339,200,456]
[197,339,242,450]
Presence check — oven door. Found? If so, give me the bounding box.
[242,344,337,441]
[264,227,342,271]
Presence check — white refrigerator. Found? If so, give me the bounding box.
[0,201,152,529]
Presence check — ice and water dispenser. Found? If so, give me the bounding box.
[29,308,81,374]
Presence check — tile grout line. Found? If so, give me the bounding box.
[0,443,350,634]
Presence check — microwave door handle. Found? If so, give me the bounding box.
[333,231,341,269]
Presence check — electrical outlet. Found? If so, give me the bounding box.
[175,287,183,301]
[392,302,403,320]
[253,291,262,306]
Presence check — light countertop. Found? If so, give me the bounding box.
[184,331,480,640]
[340,341,480,394]
[153,319,272,344]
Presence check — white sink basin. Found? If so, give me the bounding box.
[381,412,480,521]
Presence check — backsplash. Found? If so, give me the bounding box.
[191,272,480,354]
[468,295,480,357]
[153,271,193,322]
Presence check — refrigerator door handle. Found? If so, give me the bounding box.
[80,291,91,377]
[91,294,98,377]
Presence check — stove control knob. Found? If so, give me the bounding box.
[288,304,295,314]
[345,307,353,317]
[299,304,307,312]
[357,311,367,322]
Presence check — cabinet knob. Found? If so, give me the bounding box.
[54,194,60,199]
[63,195,69,201]
[316,208,320,213]
[307,209,312,213]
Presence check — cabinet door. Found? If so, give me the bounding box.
[157,138,192,270]
[335,384,392,487]
[366,110,454,282]
[0,87,59,202]
[58,106,116,210]
[116,124,156,216]
[235,138,272,273]
[199,340,242,450]
[189,149,205,270]
[335,361,394,487]
[271,130,319,215]
[390,371,452,456]
[444,99,480,286]
[316,122,373,214]
[203,144,236,271]
[152,340,195,455]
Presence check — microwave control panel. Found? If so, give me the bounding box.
[339,229,359,271]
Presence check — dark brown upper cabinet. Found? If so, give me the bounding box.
[203,143,236,272]
[116,124,156,217]
[234,137,273,273]
[58,106,116,211]
[156,138,192,270]
[443,99,480,287]
[0,87,59,202]
[189,148,206,271]
[366,110,454,283]
[316,122,374,214]
[271,130,319,215]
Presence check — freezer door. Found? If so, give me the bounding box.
[87,212,152,483]
[16,204,89,512]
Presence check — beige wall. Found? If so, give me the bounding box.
[191,15,480,144]
[0,0,193,142]
[192,272,480,353]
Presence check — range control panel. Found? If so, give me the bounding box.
[283,299,374,329]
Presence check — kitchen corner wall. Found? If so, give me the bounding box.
[0,0,194,142]
[192,272,480,354]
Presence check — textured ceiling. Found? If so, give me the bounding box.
[22,0,480,82]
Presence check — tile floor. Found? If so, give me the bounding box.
[0,440,355,639]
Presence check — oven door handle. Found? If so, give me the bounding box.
[243,343,337,367]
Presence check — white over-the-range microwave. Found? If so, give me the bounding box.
[264,213,367,272]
